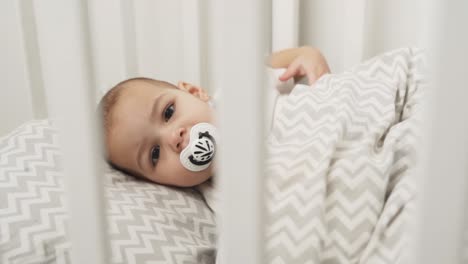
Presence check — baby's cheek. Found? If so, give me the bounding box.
[163,158,193,184]
[175,166,210,187]
[161,156,212,187]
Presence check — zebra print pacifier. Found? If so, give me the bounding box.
[180,122,218,172]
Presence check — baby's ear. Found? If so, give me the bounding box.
[177,81,210,102]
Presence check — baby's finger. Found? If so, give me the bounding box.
[279,60,301,81]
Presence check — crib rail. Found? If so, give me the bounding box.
[33,0,109,263]
[210,0,269,262]
[416,0,468,263]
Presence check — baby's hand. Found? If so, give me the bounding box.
[269,46,330,86]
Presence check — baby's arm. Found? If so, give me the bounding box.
[268,46,330,85]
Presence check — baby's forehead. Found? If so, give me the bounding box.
[121,79,165,95]
[109,79,177,127]
[116,85,160,114]
[106,84,155,155]
[117,81,169,107]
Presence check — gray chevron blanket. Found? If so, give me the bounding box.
[265,48,425,263]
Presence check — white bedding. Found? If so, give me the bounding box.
[264,48,424,263]
[203,48,425,264]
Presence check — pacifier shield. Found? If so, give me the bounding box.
[180,123,218,172]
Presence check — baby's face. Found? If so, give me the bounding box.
[106,80,215,187]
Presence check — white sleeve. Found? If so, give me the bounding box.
[264,67,296,131]
[265,67,295,94]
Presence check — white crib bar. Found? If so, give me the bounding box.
[33,1,109,263]
[1,1,35,136]
[342,0,367,69]
[87,0,132,97]
[211,0,268,262]
[181,1,202,86]
[272,0,299,51]
[417,0,468,263]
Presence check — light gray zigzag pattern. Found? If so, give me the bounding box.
[265,48,424,263]
[0,120,217,264]
[0,120,71,264]
[104,169,217,264]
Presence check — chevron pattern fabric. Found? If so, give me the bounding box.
[265,48,425,263]
[0,120,216,263]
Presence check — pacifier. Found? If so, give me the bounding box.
[180,122,218,172]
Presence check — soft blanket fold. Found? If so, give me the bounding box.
[265,48,425,263]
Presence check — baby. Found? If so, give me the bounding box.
[99,46,330,187]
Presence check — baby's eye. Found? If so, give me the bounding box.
[151,145,160,166]
[164,103,175,122]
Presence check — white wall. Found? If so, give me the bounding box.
[299,0,424,72]
[363,0,424,58]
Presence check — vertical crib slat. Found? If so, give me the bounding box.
[132,0,183,83]
[33,1,109,263]
[209,0,271,264]
[181,0,202,86]
[0,1,34,136]
[87,0,133,96]
[17,1,48,120]
[272,0,299,51]
[417,0,468,263]
[342,0,367,68]
[210,0,269,263]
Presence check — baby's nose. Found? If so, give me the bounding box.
[171,127,187,153]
